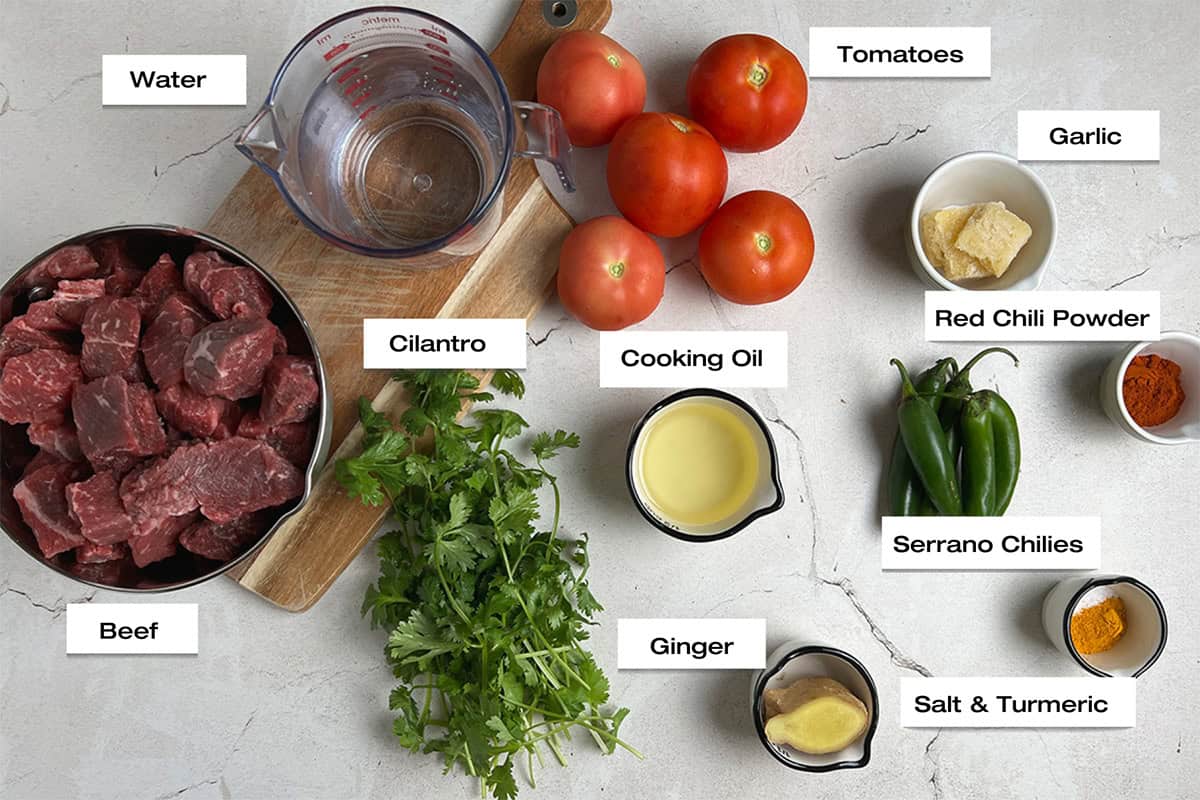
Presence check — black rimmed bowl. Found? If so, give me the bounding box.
[1041,574,1167,677]
[624,388,783,542]
[0,225,331,592]
[751,642,879,772]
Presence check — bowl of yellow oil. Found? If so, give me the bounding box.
[626,389,784,541]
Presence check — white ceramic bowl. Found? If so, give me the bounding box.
[625,389,784,542]
[1042,575,1167,677]
[749,641,878,772]
[1100,331,1200,444]
[907,151,1057,291]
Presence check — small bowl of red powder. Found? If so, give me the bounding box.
[1101,330,1200,444]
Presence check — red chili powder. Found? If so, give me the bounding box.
[1122,354,1185,427]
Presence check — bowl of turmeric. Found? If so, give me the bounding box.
[1101,330,1200,444]
[1042,575,1167,678]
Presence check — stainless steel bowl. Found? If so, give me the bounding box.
[0,225,332,591]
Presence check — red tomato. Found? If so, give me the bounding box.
[606,113,728,238]
[537,31,646,147]
[557,216,665,330]
[686,34,808,153]
[698,191,814,304]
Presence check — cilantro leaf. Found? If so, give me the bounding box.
[531,429,580,461]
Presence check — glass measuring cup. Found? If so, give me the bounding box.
[236,6,574,266]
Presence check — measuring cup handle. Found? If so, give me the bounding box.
[512,101,575,193]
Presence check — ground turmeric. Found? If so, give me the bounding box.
[1070,596,1127,654]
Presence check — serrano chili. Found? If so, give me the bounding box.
[887,357,957,516]
[890,359,962,517]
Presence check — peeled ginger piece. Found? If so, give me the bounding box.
[763,677,870,755]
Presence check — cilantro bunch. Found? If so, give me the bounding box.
[337,370,636,799]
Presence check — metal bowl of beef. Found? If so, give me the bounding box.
[0,225,330,591]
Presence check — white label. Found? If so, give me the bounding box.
[102,55,246,105]
[925,291,1160,341]
[1018,110,1160,161]
[901,677,1135,727]
[66,603,198,654]
[881,517,1101,571]
[363,318,526,369]
[599,331,787,388]
[809,27,990,77]
[617,618,766,669]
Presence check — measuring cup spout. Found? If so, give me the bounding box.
[513,101,575,193]
[236,105,285,174]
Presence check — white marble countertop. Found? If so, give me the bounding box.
[2,2,1198,798]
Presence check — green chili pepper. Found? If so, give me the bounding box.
[887,358,957,516]
[939,347,1018,461]
[981,389,1021,514]
[891,359,962,516]
[941,347,1015,413]
[960,393,997,515]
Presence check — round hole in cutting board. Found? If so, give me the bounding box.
[543,0,577,27]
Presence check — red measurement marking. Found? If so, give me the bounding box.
[428,54,454,69]
[424,42,450,56]
[351,91,372,108]
[358,104,379,121]
[431,65,454,79]
[439,88,458,98]
[329,56,356,74]
[419,28,447,43]
[323,43,349,61]
[336,67,360,84]
[344,77,368,95]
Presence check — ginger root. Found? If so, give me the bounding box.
[763,677,870,755]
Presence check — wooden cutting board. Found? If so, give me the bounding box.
[209,0,612,610]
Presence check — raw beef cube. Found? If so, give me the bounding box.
[179,512,267,562]
[133,254,184,320]
[106,266,146,296]
[13,460,89,557]
[76,540,127,564]
[273,328,288,354]
[119,456,195,521]
[0,350,81,424]
[21,449,65,478]
[28,415,83,462]
[73,376,167,472]
[183,250,273,320]
[260,356,319,425]
[89,235,137,274]
[190,437,303,522]
[0,317,70,369]
[90,236,144,294]
[121,353,149,384]
[142,293,210,387]
[155,383,241,439]
[65,472,134,544]
[69,558,125,584]
[81,297,141,378]
[129,511,196,567]
[184,317,280,400]
[24,279,108,331]
[237,412,315,467]
[22,302,76,332]
[21,245,100,288]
